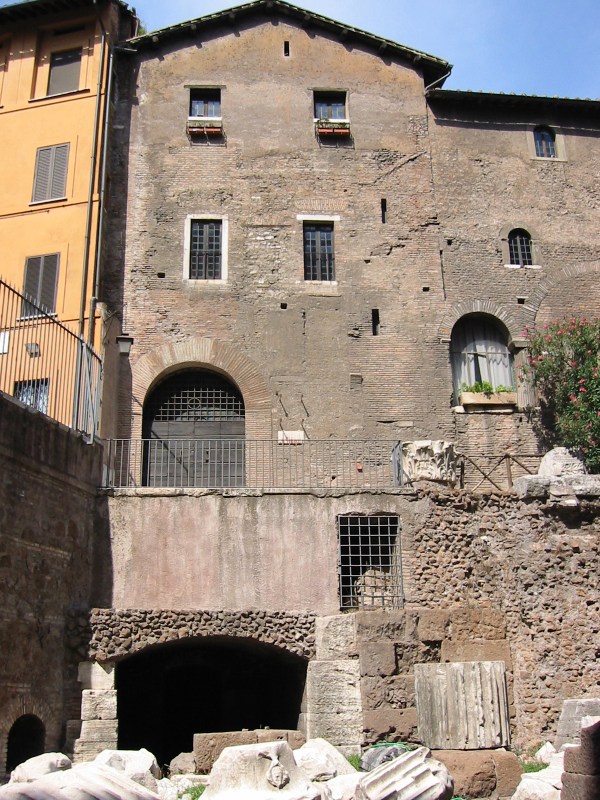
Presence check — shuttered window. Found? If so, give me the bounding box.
[47,48,81,96]
[32,144,69,203]
[21,254,59,317]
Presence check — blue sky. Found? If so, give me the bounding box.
[124,0,600,98]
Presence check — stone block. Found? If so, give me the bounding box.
[193,732,256,774]
[447,608,506,639]
[9,753,72,782]
[81,690,117,721]
[315,615,357,660]
[431,750,496,798]
[401,440,457,484]
[78,661,115,690]
[354,610,409,642]
[305,661,362,712]
[303,711,364,748]
[490,748,523,797]
[440,639,511,668]
[359,642,397,678]
[77,720,119,743]
[294,738,356,781]
[362,709,418,742]
[561,772,600,800]
[555,699,600,749]
[361,675,415,712]
[414,661,510,749]
[417,611,449,643]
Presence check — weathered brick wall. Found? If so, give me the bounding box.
[0,394,103,769]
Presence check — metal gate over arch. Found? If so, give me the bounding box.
[142,370,245,487]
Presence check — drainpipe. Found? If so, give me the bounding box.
[424,70,452,95]
[78,4,108,338]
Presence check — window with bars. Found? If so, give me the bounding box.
[47,48,81,95]
[337,515,403,610]
[534,126,556,158]
[314,91,347,120]
[189,220,222,280]
[31,143,69,203]
[189,88,221,118]
[508,229,533,266]
[14,378,49,414]
[21,253,59,317]
[303,222,335,281]
[147,374,245,423]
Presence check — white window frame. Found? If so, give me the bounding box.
[183,214,228,284]
[296,214,339,285]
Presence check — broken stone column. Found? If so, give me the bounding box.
[355,747,453,800]
[72,662,118,762]
[401,441,457,485]
[414,661,510,750]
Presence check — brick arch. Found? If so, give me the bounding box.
[0,693,57,771]
[130,338,273,440]
[438,301,522,343]
[527,261,600,319]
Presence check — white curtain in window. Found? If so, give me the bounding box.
[451,317,514,394]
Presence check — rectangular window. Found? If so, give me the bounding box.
[314,90,346,120]
[47,48,81,95]
[189,220,222,280]
[14,378,49,414]
[22,254,59,316]
[303,222,335,281]
[189,88,221,118]
[32,143,69,203]
[337,515,403,610]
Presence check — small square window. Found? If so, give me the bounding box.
[303,222,335,281]
[314,90,346,121]
[189,220,222,279]
[189,88,221,119]
[47,48,81,95]
[14,378,49,414]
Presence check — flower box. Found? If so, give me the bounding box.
[315,120,351,137]
[187,119,223,136]
[459,391,518,407]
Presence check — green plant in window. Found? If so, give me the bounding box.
[460,381,513,395]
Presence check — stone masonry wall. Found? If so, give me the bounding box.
[0,394,103,772]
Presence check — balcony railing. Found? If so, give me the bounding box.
[0,278,102,439]
[103,438,402,489]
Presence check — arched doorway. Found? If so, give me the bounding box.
[116,637,308,767]
[142,370,245,487]
[6,715,45,772]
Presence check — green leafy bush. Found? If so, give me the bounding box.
[523,318,600,472]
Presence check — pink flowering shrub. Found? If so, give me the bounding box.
[524,318,600,472]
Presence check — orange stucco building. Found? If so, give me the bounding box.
[0,0,136,341]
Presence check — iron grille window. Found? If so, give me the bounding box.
[21,253,59,317]
[14,378,49,414]
[337,515,403,610]
[47,48,81,95]
[189,88,221,118]
[508,229,533,266]
[314,91,346,120]
[303,222,335,281]
[534,126,556,158]
[146,373,244,423]
[32,143,69,203]
[190,220,222,280]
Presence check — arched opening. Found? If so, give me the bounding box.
[508,228,533,266]
[6,715,45,772]
[142,369,245,487]
[116,637,308,768]
[450,314,514,400]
